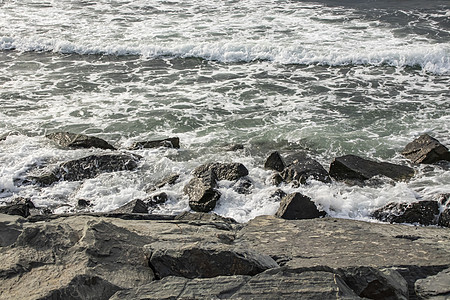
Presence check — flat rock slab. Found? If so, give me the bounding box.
[235,216,450,270]
[329,154,414,182]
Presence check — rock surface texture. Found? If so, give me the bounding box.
[401,134,450,164]
[46,132,116,150]
[329,154,415,182]
[1,213,449,299]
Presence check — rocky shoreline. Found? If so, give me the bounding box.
[1,212,449,299]
[1,132,450,299]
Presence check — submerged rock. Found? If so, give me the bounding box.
[29,154,141,186]
[402,134,450,164]
[275,192,326,220]
[128,137,180,150]
[339,266,408,300]
[146,174,180,193]
[372,200,440,226]
[46,131,116,150]
[329,154,414,182]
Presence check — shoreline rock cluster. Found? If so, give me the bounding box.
[1,132,449,299]
[1,132,450,228]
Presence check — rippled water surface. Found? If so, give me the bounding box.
[0,0,449,222]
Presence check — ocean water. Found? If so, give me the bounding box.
[0,0,449,223]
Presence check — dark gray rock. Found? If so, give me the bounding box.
[438,194,450,228]
[415,268,450,299]
[29,154,141,186]
[111,267,362,300]
[0,204,30,218]
[232,177,253,194]
[184,169,221,212]
[281,152,331,184]
[275,192,325,220]
[264,151,285,172]
[41,275,120,300]
[372,200,440,226]
[329,154,415,182]
[148,192,168,206]
[111,199,148,214]
[146,243,279,279]
[46,131,116,150]
[226,144,244,151]
[402,134,450,164]
[146,174,180,193]
[339,266,408,300]
[128,137,180,150]
[193,162,249,181]
[77,199,91,208]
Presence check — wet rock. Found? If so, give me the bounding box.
[0,214,24,247]
[275,192,326,220]
[415,267,450,299]
[184,169,221,212]
[264,151,285,172]
[0,199,34,218]
[329,154,414,182]
[271,173,284,185]
[232,177,253,194]
[146,173,179,192]
[46,131,116,150]
[111,267,361,300]
[111,199,148,214]
[401,134,450,164]
[175,211,237,224]
[372,200,440,226]
[29,154,141,186]
[145,242,279,279]
[281,152,331,184]
[77,199,91,208]
[339,266,408,300]
[438,194,450,228]
[194,162,249,181]
[270,189,287,200]
[148,192,168,206]
[128,137,180,150]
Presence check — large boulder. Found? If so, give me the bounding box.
[145,242,279,279]
[46,132,116,150]
[128,137,180,150]
[28,154,140,186]
[184,169,221,212]
[401,134,450,164]
[275,192,325,220]
[281,153,331,184]
[329,154,414,182]
[371,200,440,226]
